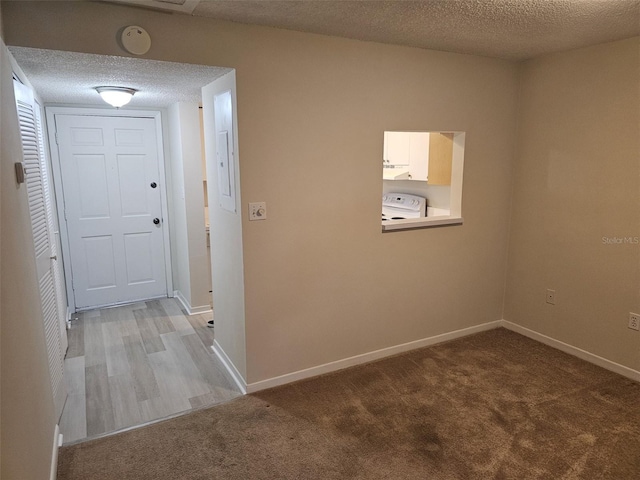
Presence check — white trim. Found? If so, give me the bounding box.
[211,317,639,397]
[211,340,247,394]
[73,294,167,312]
[153,110,174,298]
[117,0,199,14]
[500,320,640,382]
[245,320,502,393]
[173,290,190,314]
[45,106,173,312]
[49,424,62,480]
[173,290,212,316]
[382,216,463,232]
[189,305,213,315]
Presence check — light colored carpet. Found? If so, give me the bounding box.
[58,328,640,479]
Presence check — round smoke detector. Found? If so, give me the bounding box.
[121,26,151,55]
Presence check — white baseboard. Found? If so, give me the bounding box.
[245,320,503,393]
[209,319,639,398]
[500,320,640,383]
[49,424,62,480]
[173,290,213,316]
[189,305,213,315]
[211,340,247,394]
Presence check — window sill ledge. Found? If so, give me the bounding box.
[381,216,463,232]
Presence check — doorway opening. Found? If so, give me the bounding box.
[9,46,245,443]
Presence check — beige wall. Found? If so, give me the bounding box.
[505,37,640,371]
[2,1,637,476]
[180,103,210,311]
[167,103,192,305]
[3,1,519,384]
[0,35,57,480]
[202,71,247,379]
[167,101,210,312]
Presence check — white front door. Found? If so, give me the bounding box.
[54,114,168,309]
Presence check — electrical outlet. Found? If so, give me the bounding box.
[629,312,640,331]
[248,202,267,221]
[546,289,556,305]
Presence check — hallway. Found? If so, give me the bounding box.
[59,298,241,444]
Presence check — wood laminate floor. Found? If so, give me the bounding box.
[59,298,241,444]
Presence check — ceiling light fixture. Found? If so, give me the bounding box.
[95,86,137,108]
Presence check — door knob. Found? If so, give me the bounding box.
[150,182,157,188]
[153,218,160,225]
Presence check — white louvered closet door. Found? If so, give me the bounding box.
[34,101,68,353]
[13,79,67,420]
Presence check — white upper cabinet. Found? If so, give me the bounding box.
[382,131,452,185]
[408,132,429,181]
[383,131,411,166]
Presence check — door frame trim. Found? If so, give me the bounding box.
[45,106,173,312]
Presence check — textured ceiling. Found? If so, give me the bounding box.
[9,47,231,107]
[9,1,639,107]
[111,0,640,61]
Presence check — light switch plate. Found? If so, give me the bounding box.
[249,202,267,221]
